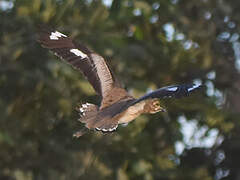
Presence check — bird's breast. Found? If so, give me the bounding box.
[117,101,146,124]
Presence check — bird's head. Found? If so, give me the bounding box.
[149,100,166,114]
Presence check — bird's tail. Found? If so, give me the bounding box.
[76,102,99,123]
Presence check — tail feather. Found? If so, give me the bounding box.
[76,102,120,133]
[77,102,98,123]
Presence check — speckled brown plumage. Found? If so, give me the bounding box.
[37,27,203,137]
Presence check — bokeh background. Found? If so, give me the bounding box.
[1,0,240,179]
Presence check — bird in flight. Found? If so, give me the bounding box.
[37,28,203,137]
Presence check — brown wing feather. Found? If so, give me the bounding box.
[37,28,122,99]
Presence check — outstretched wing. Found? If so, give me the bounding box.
[109,83,203,118]
[37,27,120,98]
[129,83,203,106]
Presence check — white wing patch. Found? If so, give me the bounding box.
[188,84,200,92]
[167,87,178,91]
[70,49,88,59]
[49,31,67,40]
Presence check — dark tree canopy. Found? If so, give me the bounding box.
[1,0,240,179]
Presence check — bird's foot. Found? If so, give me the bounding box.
[73,128,88,138]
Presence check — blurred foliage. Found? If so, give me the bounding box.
[1,0,240,179]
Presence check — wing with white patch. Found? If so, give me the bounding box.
[37,27,120,98]
[130,83,203,106]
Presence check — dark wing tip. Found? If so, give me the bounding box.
[36,25,69,47]
[149,83,204,99]
[172,83,203,98]
[36,25,93,55]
